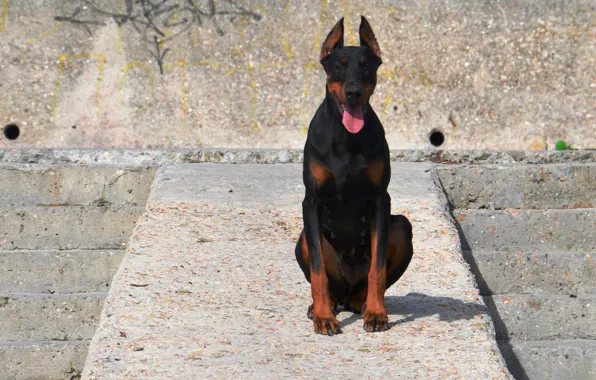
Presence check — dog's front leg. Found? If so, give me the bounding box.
[302,194,341,336]
[363,191,391,332]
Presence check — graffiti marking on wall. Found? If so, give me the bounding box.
[1,0,8,32]
[55,0,262,73]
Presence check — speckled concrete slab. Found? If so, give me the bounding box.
[83,163,512,379]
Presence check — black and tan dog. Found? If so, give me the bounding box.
[295,16,413,335]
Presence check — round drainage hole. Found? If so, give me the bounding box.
[3,124,20,140]
[429,130,445,147]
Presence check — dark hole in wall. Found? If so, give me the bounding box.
[429,130,445,147]
[3,124,20,140]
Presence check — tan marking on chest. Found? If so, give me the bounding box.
[363,160,385,185]
[310,161,335,189]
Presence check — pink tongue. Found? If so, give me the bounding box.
[342,105,364,133]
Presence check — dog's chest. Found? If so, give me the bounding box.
[326,154,376,201]
[335,172,369,202]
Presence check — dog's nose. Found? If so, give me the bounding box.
[345,86,363,104]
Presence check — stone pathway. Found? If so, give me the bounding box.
[83,163,511,379]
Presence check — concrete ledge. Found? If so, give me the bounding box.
[437,164,596,209]
[0,250,125,294]
[487,294,596,341]
[454,209,596,251]
[0,149,595,166]
[0,206,145,250]
[0,165,155,206]
[0,294,104,341]
[501,340,596,380]
[463,249,596,296]
[0,340,89,380]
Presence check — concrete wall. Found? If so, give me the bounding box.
[0,0,594,150]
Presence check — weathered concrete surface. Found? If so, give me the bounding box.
[1,1,594,150]
[454,209,596,251]
[0,250,125,294]
[487,295,596,341]
[437,164,596,210]
[463,249,596,296]
[0,205,144,250]
[1,148,596,166]
[83,163,511,379]
[0,340,89,380]
[0,165,155,206]
[501,340,596,380]
[0,294,104,341]
[442,160,596,379]
[0,162,152,379]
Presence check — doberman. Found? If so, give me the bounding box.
[295,16,413,335]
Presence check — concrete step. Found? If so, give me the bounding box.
[454,209,596,251]
[437,164,596,210]
[485,294,596,342]
[500,340,596,380]
[0,340,89,380]
[0,293,104,341]
[0,250,125,294]
[82,163,512,379]
[463,249,596,296]
[0,205,145,250]
[0,165,155,206]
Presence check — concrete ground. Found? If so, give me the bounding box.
[2,149,595,379]
[82,163,511,379]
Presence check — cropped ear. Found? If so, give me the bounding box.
[320,18,344,61]
[359,16,381,60]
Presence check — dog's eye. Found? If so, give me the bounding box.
[335,64,343,72]
[362,63,370,71]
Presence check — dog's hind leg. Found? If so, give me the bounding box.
[385,214,414,289]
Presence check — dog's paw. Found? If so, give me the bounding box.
[362,303,389,332]
[312,310,342,336]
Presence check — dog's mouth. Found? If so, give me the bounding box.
[335,100,367,134]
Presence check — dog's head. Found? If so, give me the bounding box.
[320,16,382,134]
